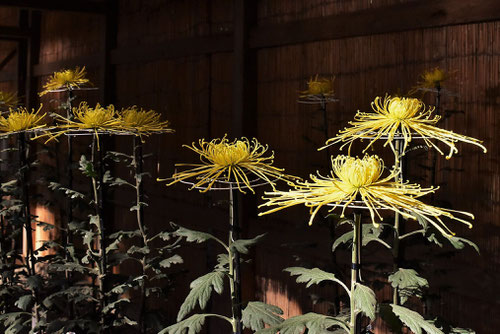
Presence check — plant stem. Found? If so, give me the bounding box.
[18,133,39,329]
[64,89,74,256]
[430,84,441,203]
[228,186,242,334]
[134,136,148,334]
[91,134,107,333]
[350,212,361,334]
[391,139,404,305]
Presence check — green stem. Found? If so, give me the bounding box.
[350,212,361,334]
[18,133,39,329]
[392,138,405,305]
[91,134,107,333]
[228,187,242,334]
[134,137,148,334]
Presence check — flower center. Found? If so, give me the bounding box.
[211,141,250,166]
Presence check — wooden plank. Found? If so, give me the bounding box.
[26,11,41,110]
[33,53,100,76]
[0,0,106,14]
[110,34,232,65]
[0,71,15,82]
[0,48,16,71]
[248,0,500,49]
[0,25,30,39]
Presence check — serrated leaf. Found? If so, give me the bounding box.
[389,268,428,304]
[159,255,183,268]
[353,283,376,321]
[127,245,150,255]
[285,267,346,290]
[14,295,33,311]
[242,301,283,331]
[231,234,266,254]
[448,236,480,254]
[215,253,229,271]
[255,312,349,334]
[175,226,225,248]
[391,304,444,334]
[177,271,225,321]
[160,314,209,334]
[427,233,443,247]
[332,224,389,252]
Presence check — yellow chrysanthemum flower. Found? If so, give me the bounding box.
[0,106,46,134]
[41,102,123,149]
[322,95,487,159]
[120,106,174,138]
[0,91,19,110]
[418,67,450,89]
[39,66,90,96]
[160,137,297,193]
[299,75,335,97]
[259,155,473,237]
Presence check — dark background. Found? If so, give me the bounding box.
[0,1,498,333]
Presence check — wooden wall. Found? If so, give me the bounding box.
[0,0,499,333]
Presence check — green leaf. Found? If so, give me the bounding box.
[388,268,429,304]
[353,283,376,321]
[242,301,284,331]
[391,304,444,334]
[215,253,230,271]
[448,236,480,254]
[79,155,96,178]
[285,267,347,291]
[175,225,226,248]
[14,295,33,311]
[255,312,349,334]
[332,224,389,252]
[159,255,183,268]
[427,233,443,247]
[177,271,225,321]
[231,234,266,254]
[160,314,209,334]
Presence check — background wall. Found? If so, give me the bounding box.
[0,0,498,333]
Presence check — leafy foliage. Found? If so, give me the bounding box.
[255,312,349,334]
[285,267,347,291]
[177,271,225,321]
[391,304,444,334]
[332,224,390,252]
[242,301,284,331]
[389,268,429,304]
[159,314,210,334]
[353,283,376,321]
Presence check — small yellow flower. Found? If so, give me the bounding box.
[259,155,473,237]
[0,105,46,134]
[322,95,487,159]
[41,102,123,149]
[299,75,335,97]
[120,106,174,139]
[39,66,90,96]
[419,67,450,89]
[160,137,297,193]
[0,91,19,110]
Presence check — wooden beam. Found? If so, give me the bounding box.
[100,0,117,104]
[30,0,500,77]
[0,48,16,71]
[0,26,30,40]
[0,0,106,14]
[26,11,41,110]
[17,10,28,104]
[110,34,232,65]
[0,71,15,82]
[248,0,500,49]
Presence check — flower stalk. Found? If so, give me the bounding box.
[228,185,243,334]
[349,212,362,334]
[90,134,107,333]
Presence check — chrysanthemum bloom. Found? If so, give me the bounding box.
[0,106,46,134]
[160,137,297,193]
[416,67,450,90]
[259,155,473,237]
[0,91,19,110]
[120,106,174,139]
[42,102,123,149]
[299,75,335,97]
[322,95,487,159]
[39,66,90,96]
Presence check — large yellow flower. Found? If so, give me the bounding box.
[259,155,473,237]
[120,106,174,139]
[299,75,335,97]
[0,106,46,134]
[39,66,90,96]
[160,137,297,193]
[41,102,123,149]
[322,95,487,159]
[0,91,19,110]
